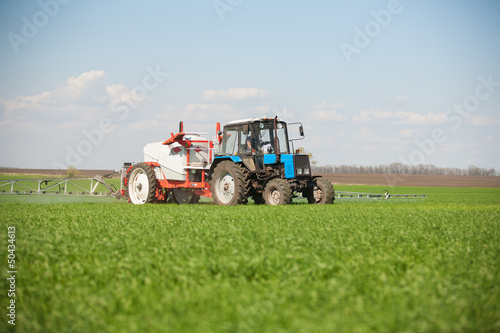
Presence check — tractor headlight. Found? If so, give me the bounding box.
[296,168,303,175]
[303,168,310,175]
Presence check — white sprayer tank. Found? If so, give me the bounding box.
[143,133,211,181]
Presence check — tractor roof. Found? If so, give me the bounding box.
[224,117,283,126]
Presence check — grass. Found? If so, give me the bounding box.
[0,186,499,332]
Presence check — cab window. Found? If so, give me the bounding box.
[255,122,289,154]
[221,127,238,155]
[239,124,254,154]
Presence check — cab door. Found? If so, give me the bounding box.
[238,124,264,173]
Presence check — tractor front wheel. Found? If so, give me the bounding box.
[307,178,335,204]
[210,161,247,206]
[127,163,157,204]
[264,179,292,205]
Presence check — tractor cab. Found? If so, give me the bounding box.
[215,117,305,175]
[218,117,289,156]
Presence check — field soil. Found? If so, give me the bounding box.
[1,168,499,188]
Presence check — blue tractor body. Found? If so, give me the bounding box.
[207,117,334,205]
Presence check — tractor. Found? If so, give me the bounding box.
[121,116,335,205]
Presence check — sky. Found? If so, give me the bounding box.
[0,0,499,171]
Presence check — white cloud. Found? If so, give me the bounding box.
[246,105,296,120]
[248,105,272,114]
[398,129,421,139]
[123,120,166,132]
[352,128,375,143]
[181,103,241,123]
[276,106,296,119]
[387,95,409,104]
[49,70,108,105]
[435,142,471,153]
[353,109,447,125]
[201,87,269,101]
[311,109,347,121]
[312,102,345,109]
[360,144,380,152]
[0,70,156,126]
[1,92,50,115]
[0,118,14,127]
[309,134,344,146]
[105,84,150,107]
[310,102,346,121]
[467,115,500,127]
[350,128,405,149]
[184,103,232,114]
[0,70,115,125]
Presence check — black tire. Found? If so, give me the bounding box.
[192,194,201,204]
[252,193,266,205]
[264,178,292,205]
[172,189,200,204]
[127,163,157,204]
[210,161,248,206]
[307,178,335,204]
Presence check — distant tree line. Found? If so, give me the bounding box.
[312,163,499,176]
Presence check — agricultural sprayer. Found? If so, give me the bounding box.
[121,116,335,205]
[0,116,427,203]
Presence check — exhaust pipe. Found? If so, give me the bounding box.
[274,116,281,162]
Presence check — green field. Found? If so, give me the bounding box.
[1,186,499,333]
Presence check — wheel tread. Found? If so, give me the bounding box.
[264,178,293,205]
[307,178,335,204]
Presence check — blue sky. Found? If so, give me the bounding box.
[1,0,499,170]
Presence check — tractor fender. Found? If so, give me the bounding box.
[304,175,323,189]
[208,156,242,181]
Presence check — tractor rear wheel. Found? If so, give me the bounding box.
[210,161,247,206]
[264,179,292,205]
[307,178,335,204]
[127,163,157,204]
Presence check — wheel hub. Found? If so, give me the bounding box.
[270,189,281,205]
[313,187,323,203]
[216,172,235,204]
[130,171,149,204]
